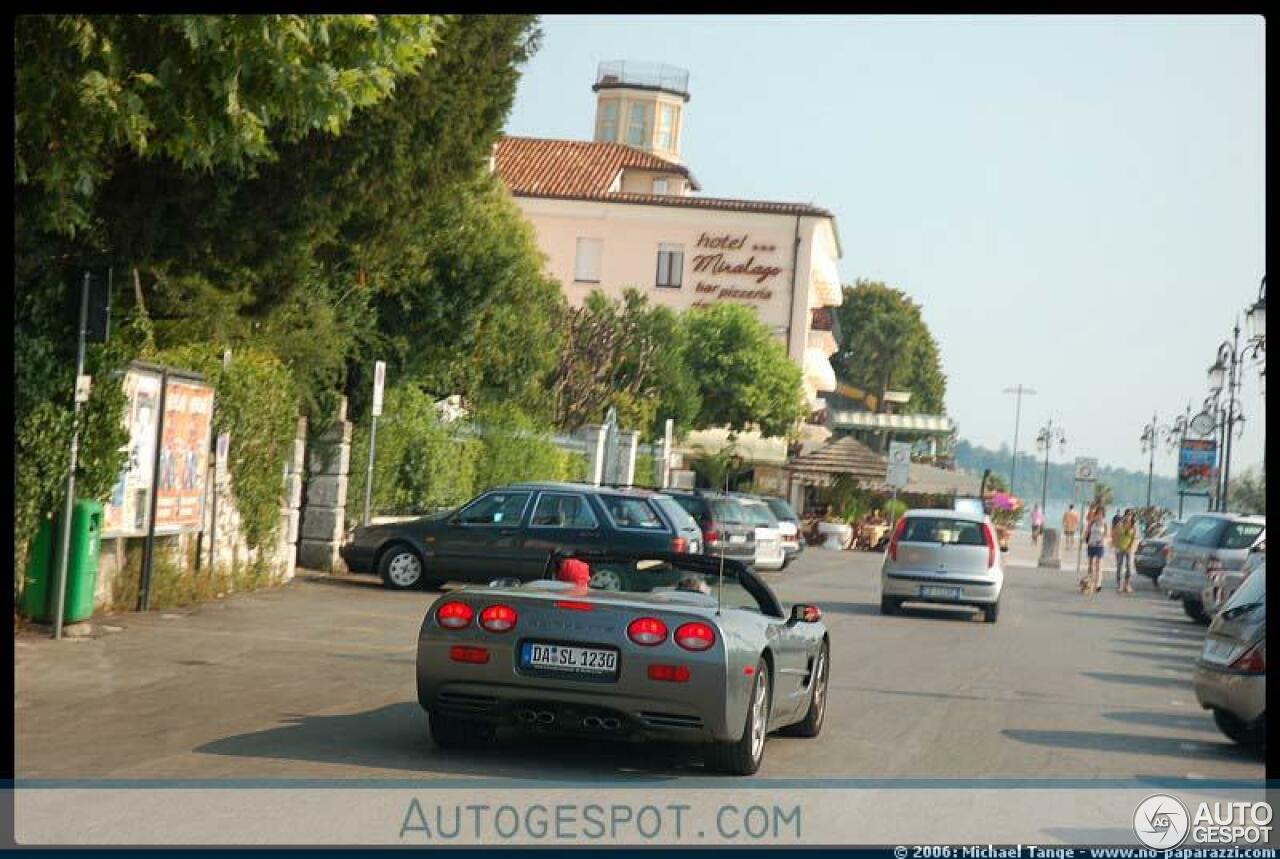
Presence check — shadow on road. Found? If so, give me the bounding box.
[1113,637,1201,650]
[195,702,699,779]
[1001,728,1250,762]
[1109,649,1198,667]
[1101,710,1217,733]
[1081,671,1190,690]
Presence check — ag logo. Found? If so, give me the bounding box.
[1134,794,1190,848]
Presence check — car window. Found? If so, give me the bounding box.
[901,517,986,546]
[601,495,665,530]
[743,503,778,527]
[765,498,797,522]
[671,494,707,521]
[1220,522,1265,550]
[1179,516,1225,547]
[457,491,531,525]
[529,493,598,529]
[1223,562,1265,611]
[653,497,698,531]
[577,558,771,614]
[712,498,746,525]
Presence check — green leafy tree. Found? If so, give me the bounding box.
[15,14,444,238]
[832,280,947,414]
[1228,467,1266,515]
[681,303,807,438]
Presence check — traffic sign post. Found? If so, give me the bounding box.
[363,361,386,526]
[887,442,911,529]
[1072,457,1097,581]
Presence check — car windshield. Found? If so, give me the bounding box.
[765,498,798,522]
[1222,562,1265,612]
[744,503,778,528]
[1178,516,1225,547]
[558,557,772,614]
[901,516,986,546]
[1221,522,1265,550]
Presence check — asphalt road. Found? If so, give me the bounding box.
[14,542,1265,780]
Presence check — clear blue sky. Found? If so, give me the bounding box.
[504,15,1266,478]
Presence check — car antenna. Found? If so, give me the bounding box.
[717,469,728,615]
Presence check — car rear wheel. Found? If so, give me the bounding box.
[380,544,425,590]
[1182,598,1209,624]
[984,602,1000,623]
[429,710,492,749]
[705,658,770,775]
[880,595,901,615]
[1212,708,1264,751]
[783,641,828,738]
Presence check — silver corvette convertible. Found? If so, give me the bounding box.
[415,552,829,775]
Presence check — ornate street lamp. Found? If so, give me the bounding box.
[1139,413,1172,511]
[1035,417,1067,512]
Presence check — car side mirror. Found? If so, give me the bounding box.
[790,604,822,624]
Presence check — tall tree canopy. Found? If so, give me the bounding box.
[832,279,947,414]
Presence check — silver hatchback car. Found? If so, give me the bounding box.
[1157,513,1266,624]
[880,510,1004,623]
[1194,562,1265,753]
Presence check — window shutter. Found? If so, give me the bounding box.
[575,238,603,282]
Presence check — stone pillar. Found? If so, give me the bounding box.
[579,424,607,486]
[653,436,668,488]
[278,416,307,581]
[298,398,352,572]
[1037,527,1061,569]
[616,431,639,487]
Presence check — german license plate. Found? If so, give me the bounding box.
[1200,637,1240,665]
[919,585,962,600]
[521,642,618,675]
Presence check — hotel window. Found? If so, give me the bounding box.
[657,104,675,150]
[655,243,683,289]
[652,177,668,195]
[575,238,602,283]
[599,100,619,142]
[626,103,648,146]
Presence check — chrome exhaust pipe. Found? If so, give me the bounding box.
[535,710,555,724]
[600,717,621,731]
[582,716,602,729]
[517,710,537,724]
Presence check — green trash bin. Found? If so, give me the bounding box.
[19,500,103,624]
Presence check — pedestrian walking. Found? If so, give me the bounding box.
[1112,511,1137,593]
[1081,504,1108,594]
[1030,504,1045,545]
[1062,504,1080,550]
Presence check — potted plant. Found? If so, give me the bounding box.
[817,474,860,550]
[987,491,1023,551]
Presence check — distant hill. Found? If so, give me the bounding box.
[953,439,1184,513]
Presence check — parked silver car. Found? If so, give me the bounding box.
[1201,538,1265,619]
[1194,562,1265,753]
[1157,513,1266,623]
[880,510,1005,623]
[738,497,787,572]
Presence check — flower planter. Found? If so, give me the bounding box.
[816,521,853,550]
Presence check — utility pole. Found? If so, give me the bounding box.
[51,272,92,640]
[1003,385,1036,496]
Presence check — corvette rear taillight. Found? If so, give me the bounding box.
[449,646,490,664]
[1232,641,1266,673]
[436,601,473,629]
[627,617,668,646]
[671,537,688,554]
[887,517,908,561]
[674,621,716,651]
[479,604,517,633]
[648,664,691,682]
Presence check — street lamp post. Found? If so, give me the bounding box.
[1035,417,1067,512]
[1003,385,1036,496]
[1139,412,1172,510]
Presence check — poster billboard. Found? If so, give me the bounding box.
[1177,439,1218,492]
[103,366,213,537]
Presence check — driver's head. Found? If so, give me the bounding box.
[676,574,711,595]
[556,557,591,588]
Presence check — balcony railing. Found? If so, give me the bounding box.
[595,61,690,97]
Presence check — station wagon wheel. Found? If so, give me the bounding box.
[379,544,424,590]
[590,568,624,591]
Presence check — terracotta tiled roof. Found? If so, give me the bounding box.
[494,136,833,218]
[495,136,697,197]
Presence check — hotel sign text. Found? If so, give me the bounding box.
[690,232,784,304]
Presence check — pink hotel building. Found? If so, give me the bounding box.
[493,62,844,420]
